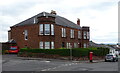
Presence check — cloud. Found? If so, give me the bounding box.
[0,0,119,44]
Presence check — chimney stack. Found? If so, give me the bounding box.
[77,18,80,26]
[51,10,57,15]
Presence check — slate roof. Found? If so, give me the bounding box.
[12,12,81,29]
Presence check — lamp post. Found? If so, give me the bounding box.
[70,45,72,61]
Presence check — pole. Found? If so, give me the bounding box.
[70,46,72,61]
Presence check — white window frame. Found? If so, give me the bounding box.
[40,42,43,49]
[45,24,50,35]
[70,29,74,38]
[51,24,54,35]
[74,43,78,48]
[39,24,43,35]
[51,42,54,49]
[87,32,90,39]
[24,30,28,40]
[84,43,87,48]
[83,31,87,39]
[45,42,50,49]
[62,28,66,37]
[78,31,81,39]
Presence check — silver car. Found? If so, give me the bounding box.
[105,54,118,62]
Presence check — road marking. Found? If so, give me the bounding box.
[41,63,78,71]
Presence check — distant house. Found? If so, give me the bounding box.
[8,11,90,49]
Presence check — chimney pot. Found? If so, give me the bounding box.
[77,18,80,26]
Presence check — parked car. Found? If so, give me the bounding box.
[105,54,118,62]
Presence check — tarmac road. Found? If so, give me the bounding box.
[2,54,119,71]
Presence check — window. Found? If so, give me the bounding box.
[39,41,54,49]
[62,28,66,37]
[39,24,54,35]
[70,29,74,38]
[87,32,90,39]
[78,31,81,39]
[66,43,71,49]
[51,24,54,35]
[40,42,43,49]
[83,31,87,39]
[45,24,50,35]
[74,43,78,48]
[24,30,28,40]
[39,24,43,35]
[62,42,65,48]
[84,43,87,48]
[45,42,50,49]
[51,42,54,49]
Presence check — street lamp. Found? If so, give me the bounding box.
[70,45,72,61]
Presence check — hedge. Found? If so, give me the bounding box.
[19,47,109,57]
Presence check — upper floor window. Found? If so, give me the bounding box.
[39,24,54,35]
[45,24,50,35]
[87,32,90,39]
[62,28,66,37]
[78,31,81,39]
[51,24,54,35]
[40,24,43,35]
[83,31,87,39]
[83,31,89,39]
[70,29,74,38]
[24,30,28,40]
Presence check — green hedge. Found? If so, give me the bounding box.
[19,47,109,57]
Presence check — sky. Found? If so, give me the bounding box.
[0,0,119,44]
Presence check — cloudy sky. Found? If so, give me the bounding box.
[0,0,119,44]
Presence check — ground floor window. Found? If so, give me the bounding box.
[74,43,78,48]
[83,43,87,48]
[51,42,54,49]
[40,42,43,49]
[45,42,50,49]
[66,43,71,49]
[39,41,54,49]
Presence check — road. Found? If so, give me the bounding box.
[2,54,119,71]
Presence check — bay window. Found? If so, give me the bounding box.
[83,31,87,39]
[45,24,50,35]
[39,24,54,35]
[51,42,54,49]
[39,24,43,35]
[45,42,50,49]
[51,24,54,35]
[39,41,54,49]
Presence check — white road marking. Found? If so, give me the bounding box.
[41,63,78,71]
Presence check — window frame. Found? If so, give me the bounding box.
[62,28,66,37]
[24,30,28,40]
[44,24,50,35]
[40,42,43,49]
[39,24,54,35]
[70,29,74,38]
[45,42,50,49]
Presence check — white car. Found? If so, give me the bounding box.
[105,54,118,62]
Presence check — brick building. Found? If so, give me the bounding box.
[8,11,90,49]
